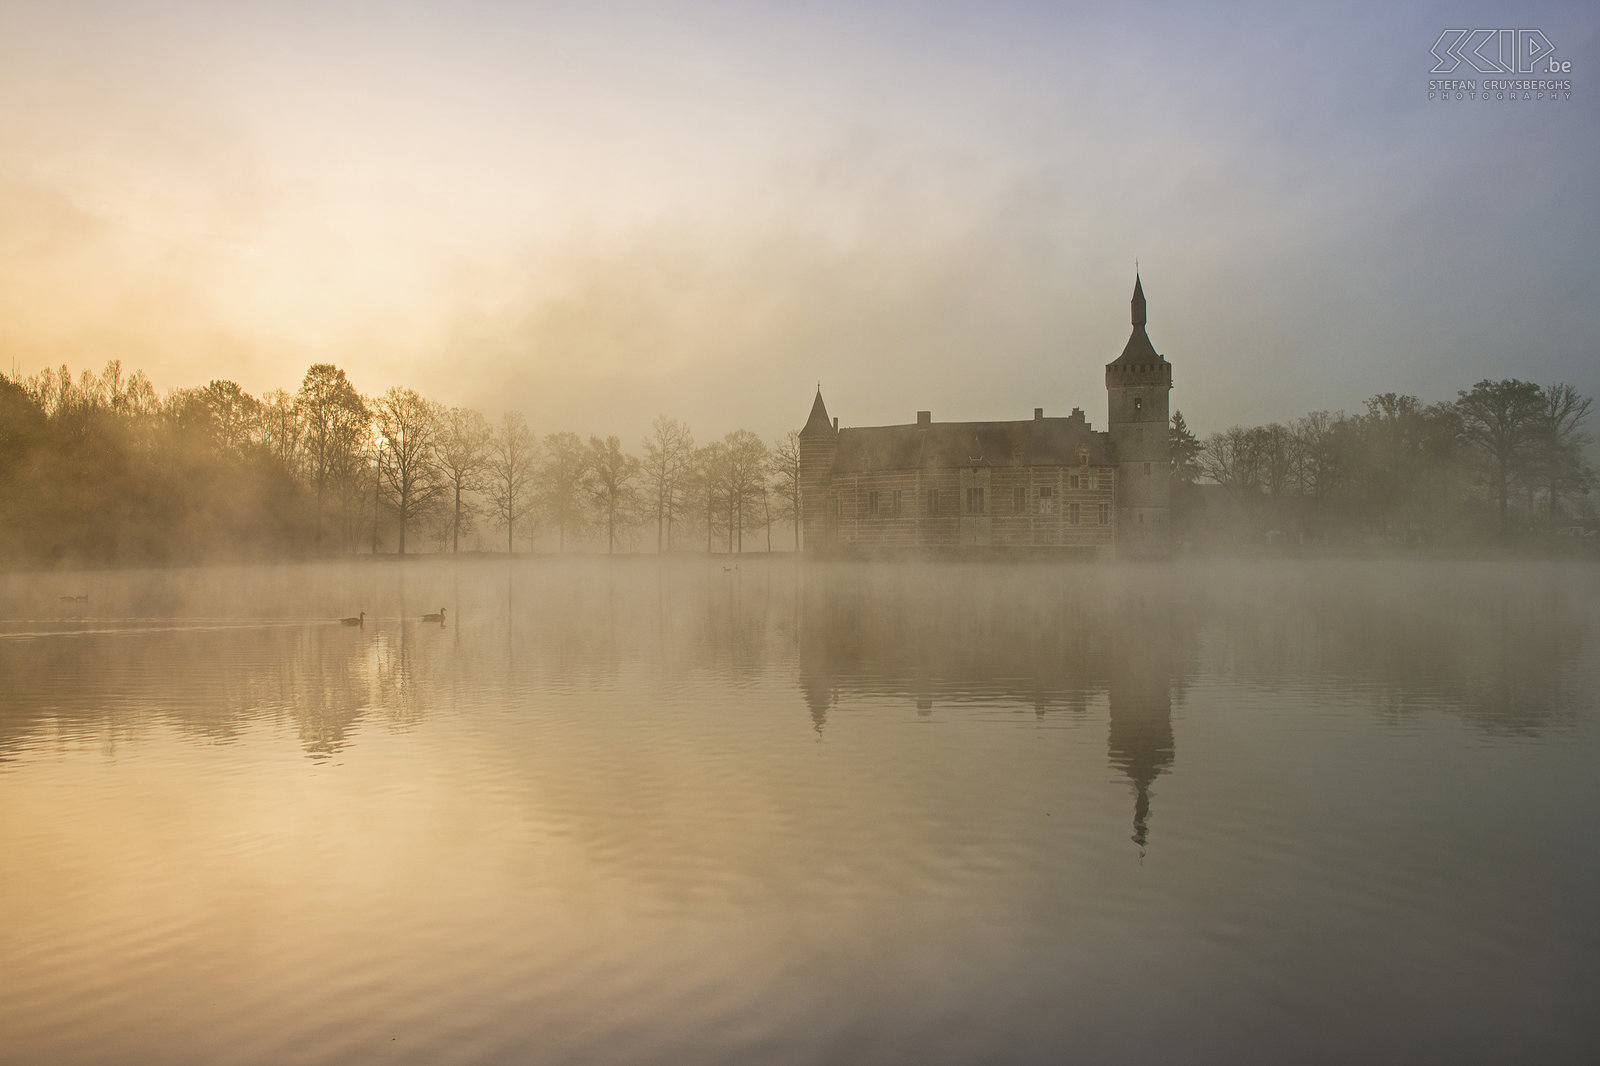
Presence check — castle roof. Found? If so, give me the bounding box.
[1109,272,1170,370]
[799,389,835,438]
[828,417,1114,474]
[1110,326,1165,367]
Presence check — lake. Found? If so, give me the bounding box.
[1,558,1597,1065]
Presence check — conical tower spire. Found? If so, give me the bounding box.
[1131,273,1146,328]
[800,387,835,438]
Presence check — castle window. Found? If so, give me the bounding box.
[1069,474,1079,489]
[867,489,879,515]
[1098,502,1110,525]
[1038,486,1054,515]
[1144,462,1152,476]
[893,489,903,515]
[1014,485,1025,512]
[967,487,985,514]
[1134,397,1143,411]
[1078,447,1089,467]
[1098,473,1111,490]
[1069,502,1080,525]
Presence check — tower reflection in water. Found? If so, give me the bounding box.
[797,564,1194,847]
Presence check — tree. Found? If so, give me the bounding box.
[770,430,803,549]
[436,406,494,553]
[586,435,640,554]
[256,388,302,473]
[641,416,695,553]
[295,364,367,551]
[1199,426,1261,498]
[198,380,260,456]
[487,412,537,553]
[1169,411,1200,485]
[539,431,589,551]
[719,429,770,553]
[1536,383,1593,523]
[693,442,725,553]
[1455,379,1544,535]
[374,387,443,554]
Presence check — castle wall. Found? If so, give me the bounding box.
[825,465,1116,551]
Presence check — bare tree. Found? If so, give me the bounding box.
[586,435,640,555]
[330,395,376,553]
[1537,382,1593,522]
[436,406,494,553]
[693,442,725,553]
[539,431,589,551]
[720,429,770,553]
[487,412,537,553]
[256,388,302,473]
[1199,426,1260,498]
[198,380,260,456]
[374,386,443,554]
[295,364,367,551]
[770,430,802,550]
[1455,379,1544,534]
[641,416,695,553]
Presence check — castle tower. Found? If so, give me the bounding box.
[1104,274,1172,556]
[798,388,837,551]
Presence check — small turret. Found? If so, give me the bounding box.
[798,388,839,550]
[800,388,836,439]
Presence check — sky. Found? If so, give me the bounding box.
[1,0,1597,442]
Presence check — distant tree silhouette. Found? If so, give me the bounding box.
[374,387,443,555]
[1535,383,1593,522]
[436,406,494,552]
[295,364,367,552]
[771,430,802,549]
[539,431,589,552]
[198,380,260,456]
[642,416,694,553]
[1456,379,1545,536]
[585,435,640,554]
[1168,412,1200,485]
[487,412,537,553]
[719,429,769,553]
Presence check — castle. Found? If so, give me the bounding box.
[798,274,1173,556]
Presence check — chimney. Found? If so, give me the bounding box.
[1034,408,1044,421]
[917,411,931,426]
[832,417,838,432]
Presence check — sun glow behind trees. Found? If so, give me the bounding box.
[0,359,815,563]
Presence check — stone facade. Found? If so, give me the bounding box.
[799,275,1173,556]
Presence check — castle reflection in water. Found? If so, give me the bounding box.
[798,565,1198,847]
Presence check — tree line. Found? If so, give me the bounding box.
[1170,379,1596,545]
[4,360,1592,565]
[0,361,806,566]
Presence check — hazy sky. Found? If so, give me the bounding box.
[2,0,1597,441]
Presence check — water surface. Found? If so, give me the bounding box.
[1,559,1597,1064]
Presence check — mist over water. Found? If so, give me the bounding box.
[2,558,1597,1065]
